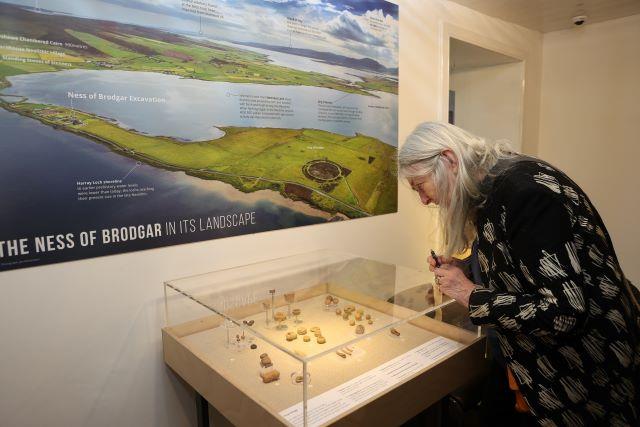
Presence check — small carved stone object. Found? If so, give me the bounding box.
[324,295,339,306]
[317,336,326,344]
[336,308,342,315]
[355,325,365,334]
[390,328,401,337]
[342,312,350,321]
[243,320,255,326]
[297,327,307,335]
[310,326,320,333]
[314,329,322,337]
[274,312,287,322]
[250,344,257,349]
[349,319,355,326]
[368,319,373,325]
[303,335,310,342]
[365,314,371,320]
[336,351,346,359]
[346,304,355,313]
[260,369,280,383]
[260,354,273,368]
[355,312,363,321]
[295,375,304,384]
[286,332,297,341]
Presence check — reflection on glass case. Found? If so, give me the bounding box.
[162,250,485,427]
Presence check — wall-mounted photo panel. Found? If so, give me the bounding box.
[0,0,399,271]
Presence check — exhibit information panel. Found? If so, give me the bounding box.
[0,1,398,271]
[163,251,484,427]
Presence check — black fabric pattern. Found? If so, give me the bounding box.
[468,158,640,426]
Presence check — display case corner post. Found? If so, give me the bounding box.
[163,284,170,326]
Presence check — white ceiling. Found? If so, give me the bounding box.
[450,38,520,72]
[448,0,640,32]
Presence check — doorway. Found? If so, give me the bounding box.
[448,38,525,151]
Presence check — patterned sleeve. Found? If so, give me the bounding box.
[468,187,587,336]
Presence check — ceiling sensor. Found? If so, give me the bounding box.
[572,15,588,26]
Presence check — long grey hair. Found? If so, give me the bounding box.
[399,122,516,257]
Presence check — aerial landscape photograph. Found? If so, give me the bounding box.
[0,0,399,269]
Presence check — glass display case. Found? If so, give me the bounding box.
[162,250,485,427]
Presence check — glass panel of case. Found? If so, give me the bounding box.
[163,250,481,426]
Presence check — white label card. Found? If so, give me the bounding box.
[279,336,463,427]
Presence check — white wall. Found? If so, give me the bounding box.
[538,14,640,284]
[0,1,542,426]
[450,61,525,151]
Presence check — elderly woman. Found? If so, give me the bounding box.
[399,122,639,426]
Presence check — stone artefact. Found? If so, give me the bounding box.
[349,319,355,326]
[286,332,297,341]
[297,327,307,335]
[324,295,339,305]
[303,335,310,342]
[336,351,346,359]
[260,369,280,383]
[368,319,373,325]
[365,314,371,320]
[342,347,353,355]
[310,326,320,333]
[355,312,363,321]
[295,375,304,384]
[390,328,400,337]
[355,325,364,334]
[317,336,326,344]
[260,353,273,368]
[250,344,257,350]
[243,320,255,326]
[273,312,287,322]
[342,312,350,321]
[336,308,342,315]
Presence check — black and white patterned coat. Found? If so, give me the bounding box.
[468,158,640,426]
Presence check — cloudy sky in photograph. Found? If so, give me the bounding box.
[3,0,399,67]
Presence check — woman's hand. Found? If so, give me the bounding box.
[433,264,477,308]
[427,254,453,271]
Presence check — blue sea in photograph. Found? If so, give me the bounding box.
[0,108,327,268]
[4,69,398,145]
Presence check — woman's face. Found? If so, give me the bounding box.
[406,150,458,206]
[408,175,439,206]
